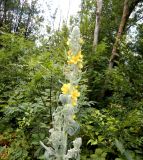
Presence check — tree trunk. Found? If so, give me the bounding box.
[99,0,141,100]
[15,2,24,32]
[24,9,31,38]
[3,0,7,24]
[93,0,103,49]
[109,0,141,69]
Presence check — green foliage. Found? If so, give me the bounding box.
[115,139,143,160]
[90,148,107,160]
[0,25,68,159]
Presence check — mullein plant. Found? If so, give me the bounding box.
[40,26,83,160]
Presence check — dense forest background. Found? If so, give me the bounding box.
[0,0,143,159]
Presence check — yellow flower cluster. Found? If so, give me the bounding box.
[61,83,80,106]
[71,89,80,106]
[67,51,83,68]
[61,83,71,94]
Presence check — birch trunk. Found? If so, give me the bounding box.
[93,0,103,49]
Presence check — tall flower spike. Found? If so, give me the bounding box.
[41,26,83,160]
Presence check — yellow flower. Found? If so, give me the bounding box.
[71,98,77,106]
[71,89,80,99]
[67,51,83,65]
[76,51,83,61]
[61,83,71,94]
[67,56,77,64]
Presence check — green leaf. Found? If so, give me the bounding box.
[115,139,125,154]
[87,139,98,145]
